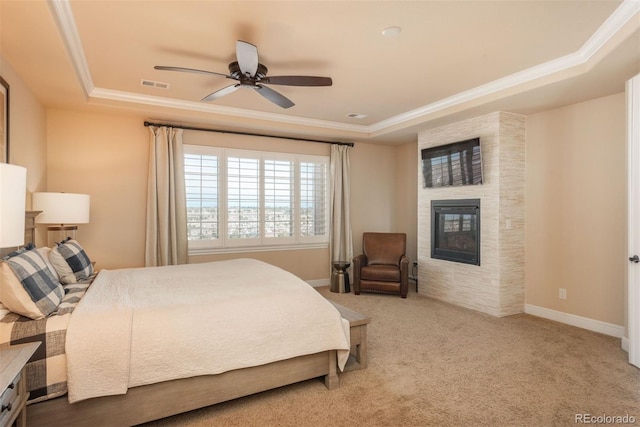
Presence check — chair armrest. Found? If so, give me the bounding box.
[353,254,367,267]
[352,254,367,294]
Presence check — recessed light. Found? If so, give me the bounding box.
[347,113,367,119]
[382,26,402,37]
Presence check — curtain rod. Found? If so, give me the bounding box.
[143,121,354,147]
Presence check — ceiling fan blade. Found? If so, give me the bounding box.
[201,84,240,102]
[236,40,259,78]
[255,84,294,109]
[261,76,333,87]
[154,65,230,78]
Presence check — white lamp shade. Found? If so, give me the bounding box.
[0,163,27,248]
[33,192,90,225]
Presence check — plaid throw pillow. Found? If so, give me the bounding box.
[49,238,94,284]
[1,247,64,319]
[2,242,36,259]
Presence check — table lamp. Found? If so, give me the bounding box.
[32,192,90,246]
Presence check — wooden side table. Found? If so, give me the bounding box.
[0,342,40,427]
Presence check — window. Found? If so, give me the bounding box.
[184,145,329,253]
[264,158,294,239]
[227,153,260,245]
[185,146,221,248]
[300,161,327,238]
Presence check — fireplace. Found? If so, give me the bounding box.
[431,199,480,265]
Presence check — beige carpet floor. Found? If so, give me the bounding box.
[144,286,640,427]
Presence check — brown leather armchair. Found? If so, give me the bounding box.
[352,232,409,298]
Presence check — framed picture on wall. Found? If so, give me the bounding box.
[0,76,8,163]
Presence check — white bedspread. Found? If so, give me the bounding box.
[65,259,350,403]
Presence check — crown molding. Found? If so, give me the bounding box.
[49,0,640,138]
[579,0,640,62]
[371,0,640,133]
[90,88,369,133]
[48,0,94,98]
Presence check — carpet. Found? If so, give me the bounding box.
[144,286,640,427]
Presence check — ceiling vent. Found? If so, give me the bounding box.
[141,79,170,89]
[346,113,367,119]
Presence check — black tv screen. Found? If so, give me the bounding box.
[421,138,483,188]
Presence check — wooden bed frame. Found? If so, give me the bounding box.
[28,350,338,426]
[19,211,341,426]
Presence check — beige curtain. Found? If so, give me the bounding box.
[145,126,187,266]
[329,144,353,267]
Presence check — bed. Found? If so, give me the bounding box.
[0,224,350,426]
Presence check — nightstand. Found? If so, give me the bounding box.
[0,342,40,427]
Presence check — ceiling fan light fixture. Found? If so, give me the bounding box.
[381,26,402,37]
[156,40,332,109]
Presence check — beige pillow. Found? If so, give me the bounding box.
[37,246,60,282]
[0,301,10,320]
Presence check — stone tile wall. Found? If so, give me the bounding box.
[417,112,525,317]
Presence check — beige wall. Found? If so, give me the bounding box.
[46,109,149,269]
[394,141,418,265]
[350,142,396,257]
[525,93,626,326]
[0,58,47,194]
[0,57,47,245]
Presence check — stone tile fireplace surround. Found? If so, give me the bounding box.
[418,112,526,317]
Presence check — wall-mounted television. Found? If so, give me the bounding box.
[421,137,483,188]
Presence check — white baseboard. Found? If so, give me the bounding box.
[307,278,330,288]
[621,336,629,352]
[524,304,625,339]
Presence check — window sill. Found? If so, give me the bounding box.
[188,242,329,256]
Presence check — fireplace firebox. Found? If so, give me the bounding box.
[431,199,480,265]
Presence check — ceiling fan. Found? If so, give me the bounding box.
[154,40,332,109]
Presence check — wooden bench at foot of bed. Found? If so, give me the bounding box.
[27,350,339,427]
[329,301,371,371]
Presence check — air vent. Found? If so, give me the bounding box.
[141,79,170,89]
[346,113,367,119]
